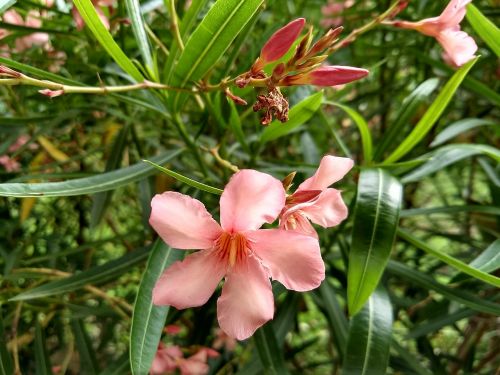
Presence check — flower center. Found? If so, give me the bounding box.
[214,232,249,267]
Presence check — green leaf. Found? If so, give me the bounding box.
[0,150,181,197]
[325,102,373,164]
[35,320,51,375]
[0,312,13,375]
[142,159,223,195]
[71,319,99,375]
[227,99,250,153]
[130,240,183,375]
[398,229,500,288]
[406,308,475,339]
[430,118,496,147]
[125,0,154,71]
[466,4,500,57]
[261,92,323,143]
[384,57,478,164]
[467,239,500,275]
[386,261,500,315]
[347,169,403,315]
[0,0,15,14]
[90,124,130,228]
[315,280,348,357]
[373,78,440,160]
[343,287,393,375]
[9,247,150,301]
[253,323,289,375]
[169,0,264,110]
[401,144,500,183]
[391,341,433,375]
[400,205,500,218]
[73,0,144,81]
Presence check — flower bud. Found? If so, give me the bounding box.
[0,65,21,78]
[39,89,64,98]
[259,18,306,65]
[283,65,369,87]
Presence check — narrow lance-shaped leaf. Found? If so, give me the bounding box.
[0,0,15,14]
[397,229,500,288]
[466,4,500,57]
[35,320,52,375]
[348,168,402,315]
[169,0,264,110]
[386,260,500,316]
[253,323,289,375]
[125,0,154,72]
[0,150,181,197]
[325,101,373,165]
[71,319,99,375]
[261,91,323,143]
[343,287,393,375]
[73,0,144,81]
[130,240,183,375]
[384,56,478,164]
[9,246,150,301]
[430,118,496,147]
[402,144,500,183]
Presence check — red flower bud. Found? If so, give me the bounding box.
[283,65,369,87]
[260,18,305,65]
[39,89,64,98]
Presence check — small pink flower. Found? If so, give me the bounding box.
[179,348,219,375]
[253,18,305,71]
[212,328,237,352]
[150,170,325,340]
[391,0,477,66]
[321,0,354,28]
[283,65,369,87]
[0,155,21,172]
[280,156,353,238]
[1,10,49,52]
[150,343,183,375]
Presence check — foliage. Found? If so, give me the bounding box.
[0,0,498,374]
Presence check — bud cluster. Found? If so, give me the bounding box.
[233,18,369,125]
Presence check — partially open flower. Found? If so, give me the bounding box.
[282,65,369,87]
[280,155,353,238]
[388,0,477,66]
[150,170,325,340]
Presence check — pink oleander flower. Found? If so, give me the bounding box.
[150,170,325,340]
[280,155,353,238]
[283,65,369,87]
[321,0,354,28]
[212,328,237,352]
[150,344,219,375]
[0,155,21,172]
[0,10,49,52]
[390,0,477,67]
[253,18,306,71]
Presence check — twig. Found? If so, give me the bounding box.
[167,0,184,51]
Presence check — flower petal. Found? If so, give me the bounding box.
[300,188,348,228]
[247,229,325,292]
[437,29,477,67]
[438,0,470,28]
[220,170,286,232]
[150,192,222,250]
[298,155,354,191]
[217,256,274,340]
[153,250,225,309]
[280,210,318,238]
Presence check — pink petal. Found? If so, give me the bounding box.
[217,256,274,340]
[220,170,286,232]
[437,29,477,67]
[438,0,470,28]
[149,192,222,250]
[299,188,349,228]
[152,249,225,309]
[150,345,181,375]
[179,355,209,375]
[247,229,325,291]
[298,155,354,191]
[260,18,305,64]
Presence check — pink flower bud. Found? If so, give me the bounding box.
[39,89,64,98]
[260,18,306,64]
[283,65,369,87]
[0,65,21,78]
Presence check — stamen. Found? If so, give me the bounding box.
[215,232,248,268]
